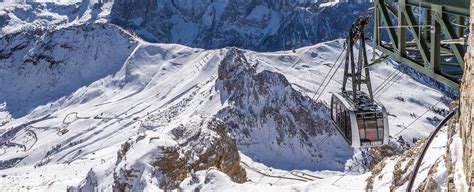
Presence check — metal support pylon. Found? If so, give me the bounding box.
[342,17,374,104]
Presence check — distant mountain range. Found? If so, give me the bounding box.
[111,0,373,51]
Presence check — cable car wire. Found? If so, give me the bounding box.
[260,45,347,184]
[374,71,402,96]
[313,55,346,102]
[331,170,352,186]
[257,48,346,183]
[392,100,442,138]
[376,72,403,98]
[373,60,403,96]
[312,47,346,101]
[373,69,400,93]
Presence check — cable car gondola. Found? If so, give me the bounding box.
[331,91,389,147]
[330,17,389,147]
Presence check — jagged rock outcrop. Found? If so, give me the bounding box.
[445,102,469,191]
[112,119,246,191]
[366,139,432,191]
[67,169,99,192]
[110,0,372,51]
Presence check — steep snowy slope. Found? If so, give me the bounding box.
[0,23,136,117]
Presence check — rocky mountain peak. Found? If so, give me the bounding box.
[215,48,352,170]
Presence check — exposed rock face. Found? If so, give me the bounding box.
[215,48,352,170]
[157,120,246,189]
[368,144,400,170]
[459,1,474,189]
[112,119,246,191]
[367,130,454,191]
[445,102,469,191]
[110,0,372,51]
[366,139,429,191]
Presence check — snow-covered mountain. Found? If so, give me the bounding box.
[0,1,459,191]
[0,23,136,117]
[110,0,373,51]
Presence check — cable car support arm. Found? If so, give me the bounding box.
[373,0,469,89]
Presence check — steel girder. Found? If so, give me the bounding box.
[374,0,469,89]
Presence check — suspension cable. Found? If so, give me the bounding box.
[392,100,442,138]
[312,47,346,100]
[374,70,402,96]
[265,47,347,183]
[376,72,403,98]
[313,55,346,102]
[373,60,403,95]
[373,69,400,94]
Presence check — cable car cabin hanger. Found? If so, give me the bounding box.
[330,16,389,148]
